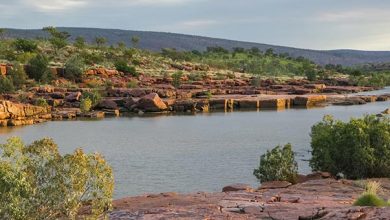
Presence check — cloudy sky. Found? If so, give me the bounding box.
[1,0,390,50]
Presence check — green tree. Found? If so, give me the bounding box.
[0,137,114,219]
[131,36,140,48]
[7,62,28,89]
[171,71,183,88]
[310,115,390,179]
[26,54,52,82]
[253,143,298,183]
[64,55,85,82]
[43,26,70,51]
[74,36,86,49]
[114,60,138,76]
[13,39,37,52]
[95,37,107,48]
[0,76,15,94]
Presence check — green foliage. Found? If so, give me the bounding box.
[95,37,107,48]
[82,90,102,107]
[7,62,28,89]
[13,38,37,52]
[253,143,298,183]
[34,98,48,107]
[127,80,138,88]
[114,60,138,76]
[26,54,52,82]
[172,71,183,88]
[131,36,140,48]
[354,181,389,207]
[0,76,15,94]
[0,137,114,219]
[64,55,85,82]
[43,26,70,50]
[80,97,92,113]
[305,69,318,81]
[74,36,86,49]
[310,115,390,179]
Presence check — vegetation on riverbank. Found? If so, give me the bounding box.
[0,137,113,219]
[0,27,389,95]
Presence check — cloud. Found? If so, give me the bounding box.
[24,0,87,12]
[125,0,195,6]
[316,9,390,22]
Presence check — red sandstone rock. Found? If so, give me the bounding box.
[137,93,168,112]
[222,183,253,192]
[259,181,292,189]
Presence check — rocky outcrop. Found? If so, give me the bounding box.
[136,93,168,112]
[0,100,51,127]
[110,178,390,220]
[293,95,327,107]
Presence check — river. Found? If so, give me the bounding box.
[0,88,389,198]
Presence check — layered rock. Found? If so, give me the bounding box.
[0,100,51,127]
[136,93,168,112]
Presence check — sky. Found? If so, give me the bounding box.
[1,0,390,50]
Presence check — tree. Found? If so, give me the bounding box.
[131,36,140,48]
[253,144,298,183]
[13,39,37,52]
[265,48,274,57]
[310,115,390,179]
[43,26,70,51]
[95,37,107,48]
[0,76,15,94]
[74,36,86,49]
[171,71,183,88]
[64,55,85,82]
[0,137,114,219]
[0,28,5,39]
[7,62,28,89]
[26,54,52,82]
[114,60,138,76]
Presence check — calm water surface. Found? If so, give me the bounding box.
[0,88,389,198]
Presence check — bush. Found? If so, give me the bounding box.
[34,98,48,107]
[127,80,138,88]
[0,137,114,219]
[80,97,92,113]
[7,62,28,89]
[253,143,298,183]
[114,60,138,76]
[26,54,51,82]
[354,181,388,207]
[82,90,102,107]
[310,115,390,179]
[0,76,15,94]
[64,56,85,82]
[172,71,183,88]
[13,38,37,52]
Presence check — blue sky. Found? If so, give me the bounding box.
[1,0,390,50]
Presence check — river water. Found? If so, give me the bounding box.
[0,88,389,198]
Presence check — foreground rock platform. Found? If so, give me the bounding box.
[110,178,390,219]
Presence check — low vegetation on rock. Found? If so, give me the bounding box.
[310,115,390,179]
[253,143,298,183]
[0,137,114,219]
[354,181,389,207]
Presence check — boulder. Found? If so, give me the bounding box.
[260,99,286,109]
[98,99,118,110]
[222,184,253,192]
[382,108,390,114]
[65,92,82,102]
[137,93,167,112]
[293,95,327,107]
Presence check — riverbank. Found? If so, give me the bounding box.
[0,84,389,128]
[109,175,390,219]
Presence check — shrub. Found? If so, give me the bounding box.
[7,62,28,89]
[310,115,390,179]
[80,97,92,113]
[82,90,101,107]
[114,60,138,76]
[26,54,51,82]
[0,76,15,94]
[253,143,298,183]
[34,98,48,107]
[13,38,37,52]
[0,137,114,219]
[354,181,389,207]
[64,55,85,82]
[172,71,183,88]
[127,80,138,88]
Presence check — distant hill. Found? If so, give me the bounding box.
[4,27,390,66]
